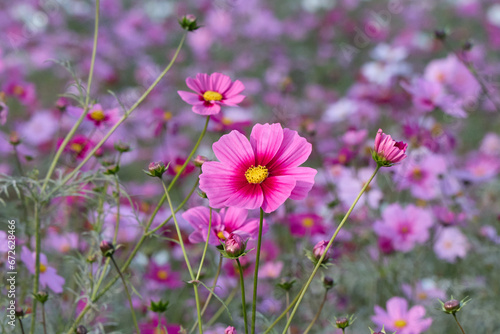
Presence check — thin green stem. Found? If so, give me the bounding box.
[110,256,140,334]
[262,289,302,334]
[196,208,212,280]
[206,287,238,327]
[46,33,187,199]
[453,314,466,334]
[237,259,249,334]
[285,292,291,334]
[302,290,328,334]
[281,165,380,334]
[29,204,40,334]
[18,318,26,334]
[13,145,25,176]
[40,0,100,193]
[41,303,47,334]
[190,254,223,334]
[162,180,203,334]
[251,208,265,334]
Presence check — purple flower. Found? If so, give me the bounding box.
[21,247,65,293]
[433,227,470,263]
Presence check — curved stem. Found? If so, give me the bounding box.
[281,166,380,334]
[251,208,264,334]
[196,208,212,280]
[237,259,249,334]
[263,289,302,334]
[206,287,238,327]
[41,0,100,193]
[29,204,40,334]
[110,256,140,334]
[302,290,328,334]
[46,33,187,199]
[190,254,223,334]
[453,314,466,334]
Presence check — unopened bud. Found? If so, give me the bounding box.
[114,141,131,153]
[224,326,236,334]
[434,29,447,40]
[179,14,200,32]
[462,40,473,51]
[193,155,208,167]
[145,161,167,178]
[313,240,330,261]
[35,291,49,304]
[225,233,246,258]
[444,299,460,313]
[323,276,334,290]
[75,325,88,334]
[15,308,24,318]
[100,240,115,257]
[9,132,21,146]
[335,317,349,329]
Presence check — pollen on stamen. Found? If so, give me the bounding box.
[203,90,223,102]
[245,165,269,184]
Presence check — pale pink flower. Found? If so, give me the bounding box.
[21,247,65,293]
[433,227,470,263]
[372,297,432,334]
[199,123,317,213]
[178,73,245,115]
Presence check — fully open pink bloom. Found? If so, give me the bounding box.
[199,123,317,213]
[433,227,470,263]
[373,129,408,166]
[372,297,432,334]
[177,73,245,115]
[21,247,65,293]
[85,104,120,127]
[373,204,434,252]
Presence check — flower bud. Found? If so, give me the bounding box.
[35,291,49,304]
[313,240,330,261]
[434,29,447,40]
[100,240,115,257]
[462,40,473,51]
[444,299,460,313]
[76,325,88,334]
[179,14,200,32]
[114,141,131,153]
[150,300,169,313]
[225,233,246,258]
[103,164,120,175]
[372,128,408,167]
[193,155,208,167]
[224,326,237,334]
[323,276,334,290]
[335,317,349,329]
[144,161,167,178]
[9,132,21,146]
[15,308,24,318]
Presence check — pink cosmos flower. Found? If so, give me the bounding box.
[0,98,8,125]
[288,213,325,237]
[371,296,432,334]
[177,73,245,115]
[433,227,470,263]
[182,206,266,245]
[373,204,434,253]
[21,247,65,293]
[199,123,317,213]
[85,104,120,127]
[144,261,183,289]
[402,279,446,306]
[60,135,93,159]
[373,129,408,166]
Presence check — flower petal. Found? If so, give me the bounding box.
[199,161,246,208]
[192,103,221,115]
[260,175,296,213]
[224,183,265,210]
[268,128,312,171]
[178,91,203,105]
[212,130,255,168]
[250,123,284,166]
[210,73,232,94]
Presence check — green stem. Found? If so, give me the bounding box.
[302,290,328,334]
[281,165,380,334]
[18,318,26,334]
[285,292,291,334]
[206,287,238,327]
[46,33,187,199]
[196,208,212,280]
[42,303,47,334]
[13,145,25,176]
[40,0,100,194]
[190,254,223,334]
[237,259,249,334]
[251,208,264,334]
[262,290,302,334]
[162,180,203,334]
[453,314,466,334]
[110,256,140,334]
[29,204,40,334]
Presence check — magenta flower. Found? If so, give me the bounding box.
[371,297,432,334]
[85,104,120,127]
[21,247,65,293]
[373,129,408,166]
[288,213,325,237]
[199,123,317,213]
[182,206,265,245]
[373,204,434,253]
[177,73,245,115]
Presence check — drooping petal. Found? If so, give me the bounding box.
[250,123,284,166]
[260,175,296,213]
[212,130,255,168]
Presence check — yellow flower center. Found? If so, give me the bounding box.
[154,328,166,334]
[412,167,423,181]
[164,111,173,121]
[217,231,226,240]
[245,165,269,184]
[394,319,407,328]
[173,164,183,174]
[70,143,83,153]
[89,109,106,121]
[40,264,47,273]
[157,270,168,280]
[222,117,233,125]
[13,85,25,96]
[302,218,314,227]
[417,292,428,300]
[203,90,223,102]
